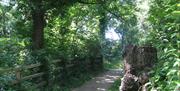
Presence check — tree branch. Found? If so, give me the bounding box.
[77,0,104,4]
[104,7,124,22]
[99,2,124,22]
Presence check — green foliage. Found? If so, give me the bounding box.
[145,0,180,90]
[104,58,122,69]
[0,0,104,90]
[0,37,36,90]
[1,0,179,90]
[108,78,121,91]
[0,37,33,67]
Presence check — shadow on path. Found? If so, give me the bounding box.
[72,69,122,91]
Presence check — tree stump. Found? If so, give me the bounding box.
[119,45,157,91]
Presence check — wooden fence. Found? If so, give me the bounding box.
[0,57,103,90]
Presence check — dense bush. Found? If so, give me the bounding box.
[145,0,180,90]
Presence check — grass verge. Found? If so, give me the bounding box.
[52,69,104,91]
[104,59,123,69]
[108,77,121,91]
[104,58,123,91]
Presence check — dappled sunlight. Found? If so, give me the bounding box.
[72,70,122,91]
[97,88,106,91]
[104,59,123,69]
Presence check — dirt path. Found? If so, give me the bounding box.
[72,69,122,91]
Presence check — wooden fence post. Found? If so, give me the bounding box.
[60,58,67,86]
[39,57,50,91]
[54,60,61,85]
[15,68,22,90]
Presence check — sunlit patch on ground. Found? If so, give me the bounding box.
[72,70,122,91]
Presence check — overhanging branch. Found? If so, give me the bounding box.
[104,7,124,22]
[77,0,104,4]
[100,3,124,22]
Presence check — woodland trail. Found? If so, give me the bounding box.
[72,69,122,91]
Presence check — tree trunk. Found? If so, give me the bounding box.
[32,8,45,50]
[99,13,106,40]
[120,45,157,91]
[121,29,125,51]
[98,9,107,69]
